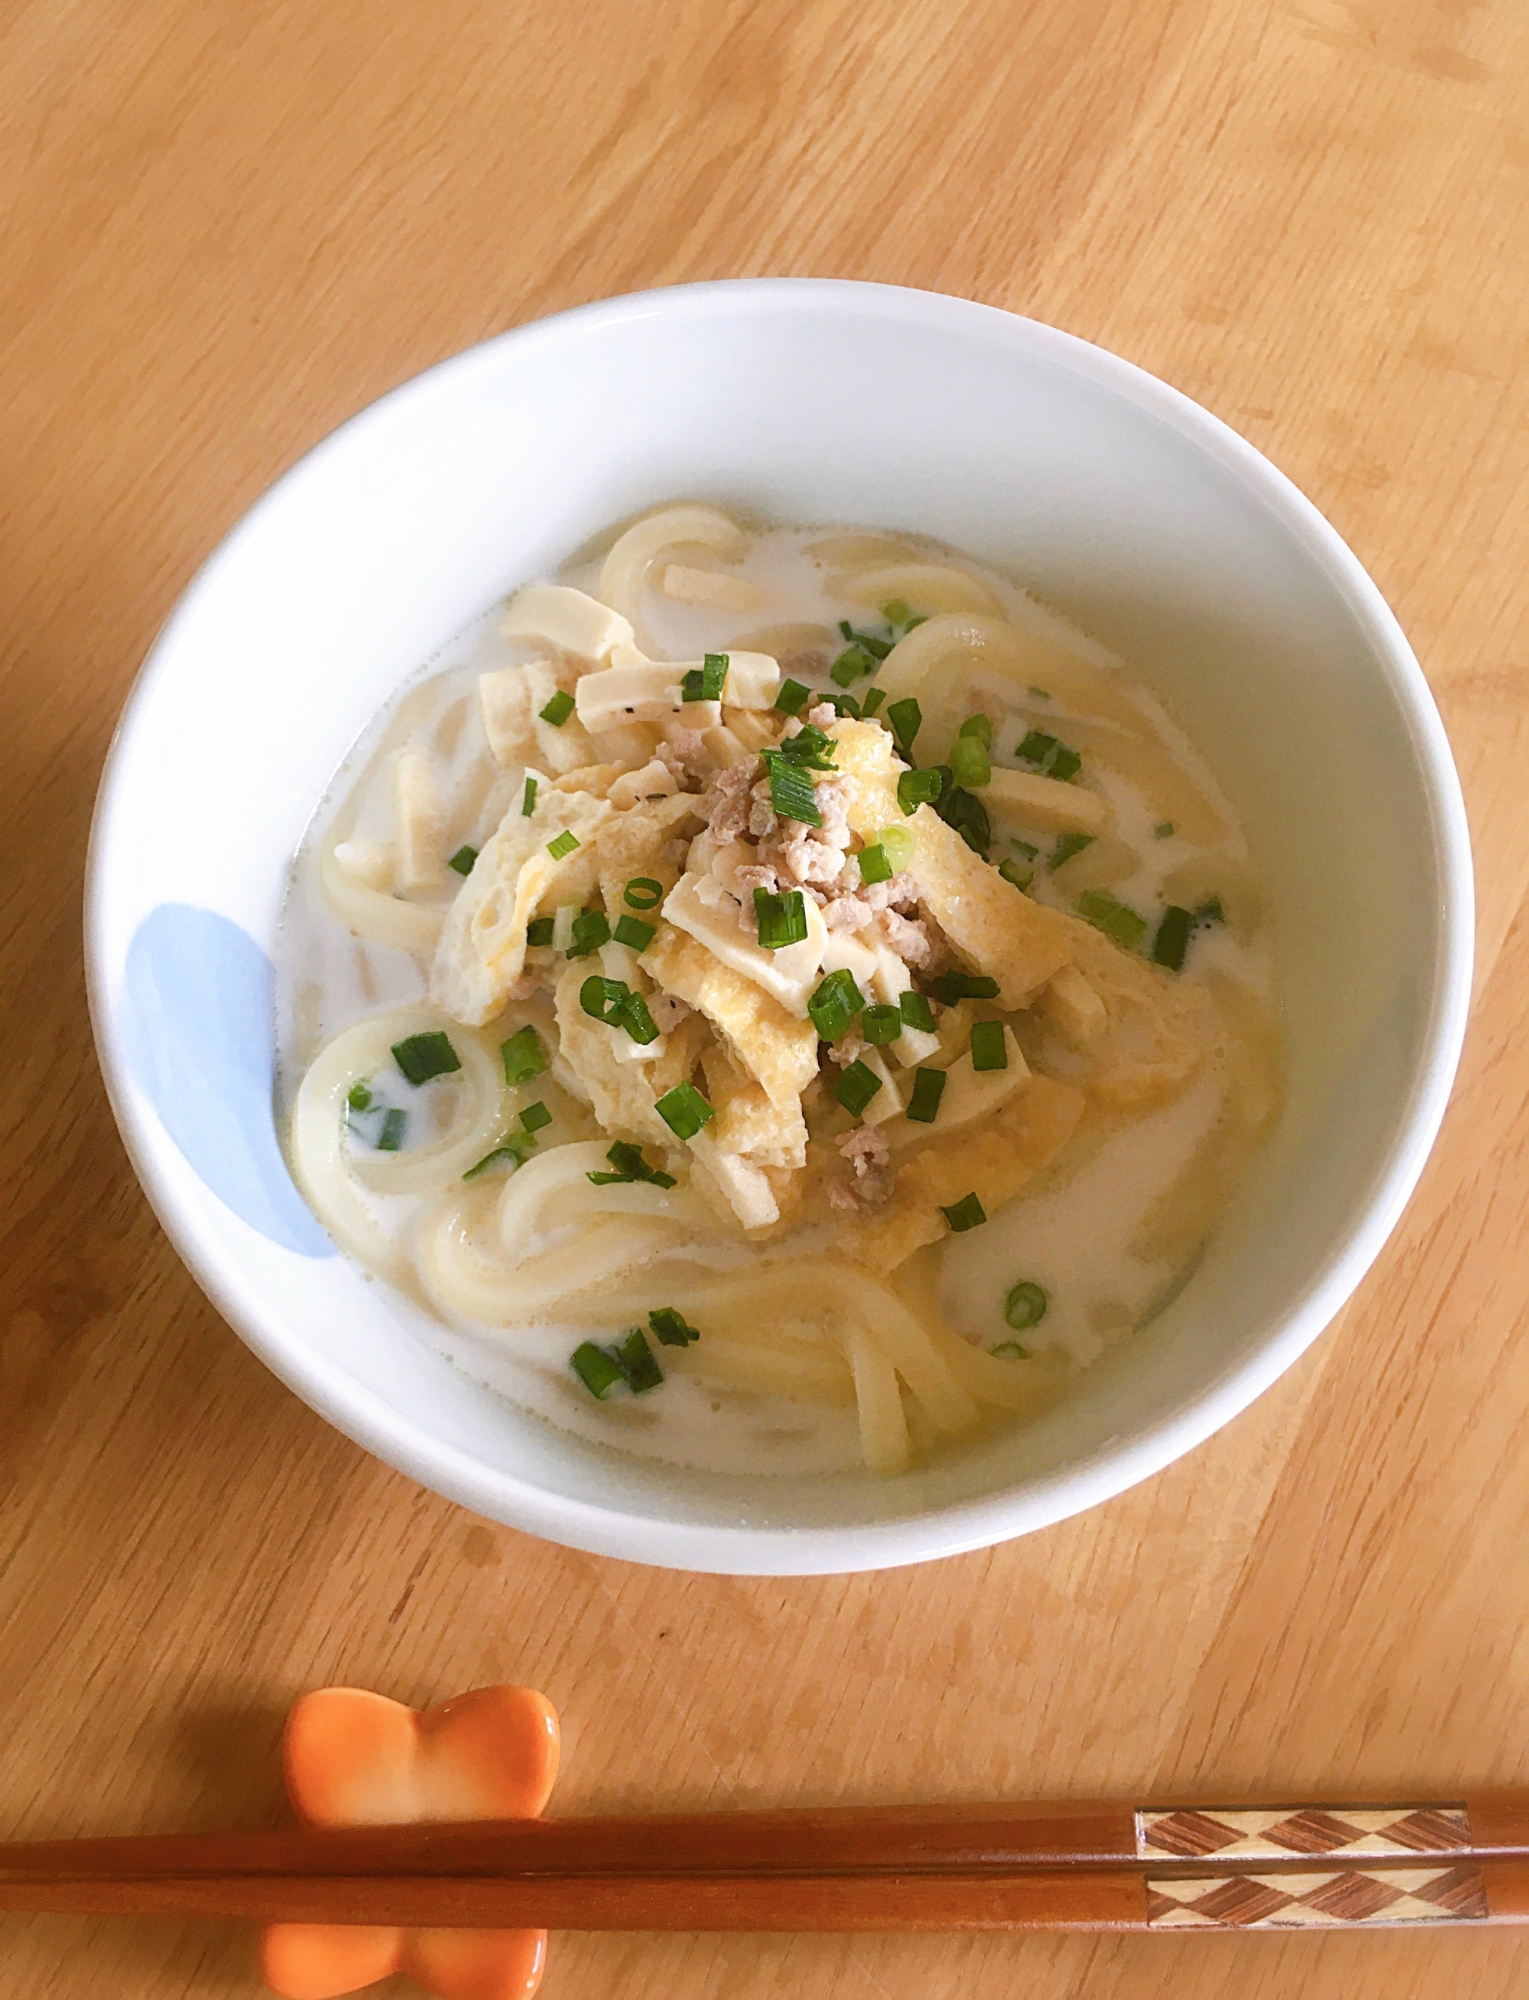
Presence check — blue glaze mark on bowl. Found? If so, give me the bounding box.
[123,903,334,1257]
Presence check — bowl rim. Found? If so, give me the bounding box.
[85,276,1475,1575]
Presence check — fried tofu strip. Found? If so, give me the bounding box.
[430,784,611,1024]
[843,1074,1085,1270]
[643,924,819,1110]
[828,719,1072,1006]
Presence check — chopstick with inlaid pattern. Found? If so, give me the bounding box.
[3,1794,1529,1931]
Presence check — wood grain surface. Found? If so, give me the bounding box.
[2,1,1526,1996]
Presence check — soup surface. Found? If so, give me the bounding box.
[278,505,1278,1475]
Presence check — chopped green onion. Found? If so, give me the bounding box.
[682,654,728,702]
[754,886,809,949]
[990,1341,1031,1360]
[447,845,478,876]
[649,1306,700,1347]
[1028,685,1051,699]
[862,1004,902,1046]
[928,971,1000,1004]
[539,689,575,727]
[613,913,656,951]
[565,909,611,958]
[886,697,923,756]
[655,1080,716,1140]
[520,1100,552,1134]
[391,1031,461,1086]
[521,776,538,817]
[1012,838,1040,859]
[837,620,892,660]
[808,967,865,1042]
[612,1327,664,1392]
[347,1081,372,1112]
[905,1066,947,1123]
[571,1341,626,1399]
[970,1021,1008,1071]
[831,644,876,686]
[525,916,555,948]
[1005,1280,1049,1329]
[1016,728,1060,767]
[775,677,811,716]
[1152,904,1195,973]
[618,990,659,1044]
[779,723,837,768]
[1198,897,1225,925]
[547,829,580,860]
[1049,830,1095,872]
[949,735,991,789]
[624,876,663,911]
[833,1059,884,1118]
[762,751,822,827]
[579,975,660,1044]
[587,1140,676,1188]
[880,823,916,870]
[897,767,943,815]
[1078,889,1149,951]
[999,858,1034,892]
[1155,821,1175,839]
[376,1107,407,1152]
[941,1192,987,1233]
[824,689,859,717]
[463,1133,537,1179]
[580,976,628,1023]
[899,991,936,1034]
[501,1025,547,1084]
[857,842,893,885]
[881,598,913,625]
[958,713,993,751]
[935,783,990,854]
[1016,728,1082,781]
[861,686,887,717]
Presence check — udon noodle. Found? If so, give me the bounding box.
[278,507,1278,1476]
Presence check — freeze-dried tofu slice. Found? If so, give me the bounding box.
[500,585,636,664]
[575,658,721,731]
[392,748,445,893]
[479,660,599,775]
[688,1128,780,1230]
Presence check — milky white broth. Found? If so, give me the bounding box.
[276,520,1276,1477]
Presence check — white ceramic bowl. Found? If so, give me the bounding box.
[86,280,1472,1574]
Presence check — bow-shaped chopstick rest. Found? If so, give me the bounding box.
[260,1684,560,2000]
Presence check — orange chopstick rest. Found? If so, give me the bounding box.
[260,1684,560,2000]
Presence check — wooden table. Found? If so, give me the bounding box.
[3,2,1527,1994]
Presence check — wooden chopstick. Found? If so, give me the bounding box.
[4,1795,1528,1932]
